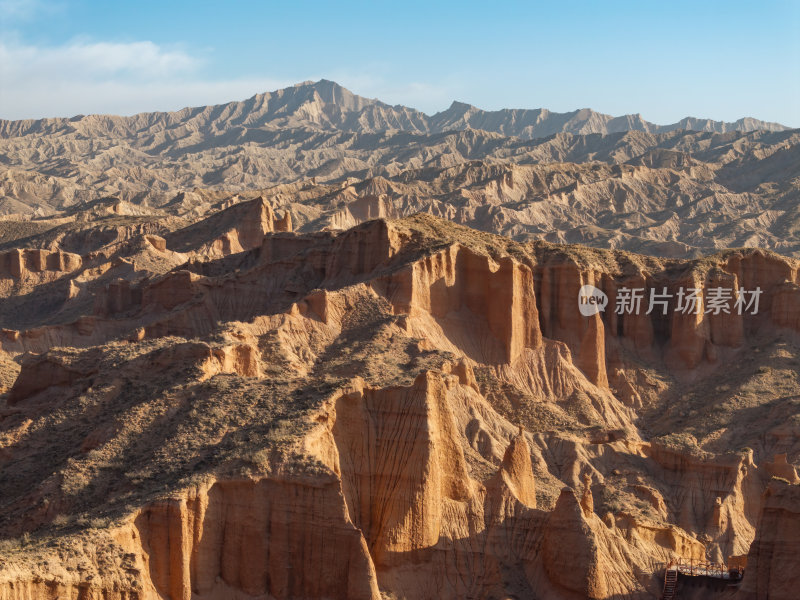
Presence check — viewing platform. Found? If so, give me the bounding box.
[661,558,745,599]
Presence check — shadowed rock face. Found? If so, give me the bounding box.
[738,480,800,600]
[0,209,798,599]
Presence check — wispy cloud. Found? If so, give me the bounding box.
[2,39,197,79]
[327,70,459,115]
[0,39,294,119]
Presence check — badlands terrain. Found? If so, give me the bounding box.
[1,80,799,258]
[0,82,798,600]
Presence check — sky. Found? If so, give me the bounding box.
[1,0,798,126]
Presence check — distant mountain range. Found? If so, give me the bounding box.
[0,79,789,140]
[1,80,798,259]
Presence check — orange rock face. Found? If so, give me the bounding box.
[763,454,800,484]
[0,214,798,600]
[165,196,292,258]
[132,478,380,600]
[0,249,82,286]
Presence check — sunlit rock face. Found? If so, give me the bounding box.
[0,187,799,597]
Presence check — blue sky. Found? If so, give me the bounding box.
[1,0,798,125]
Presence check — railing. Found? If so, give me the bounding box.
[665,558,745,581]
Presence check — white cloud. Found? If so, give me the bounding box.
[2,39,197,79]
[0,39,294,119]
[328,70,458,115]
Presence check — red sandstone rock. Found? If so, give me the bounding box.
[1,214,799,600]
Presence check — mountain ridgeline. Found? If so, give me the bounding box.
[0,80,798,258]
[0,79,789,139]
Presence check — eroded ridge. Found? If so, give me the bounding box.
[0,213,798,599]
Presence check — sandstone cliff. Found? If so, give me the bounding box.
[0,214,798,599]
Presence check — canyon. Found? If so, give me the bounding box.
[0,82,798,599]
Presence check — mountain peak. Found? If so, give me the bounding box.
[447,100,477,111]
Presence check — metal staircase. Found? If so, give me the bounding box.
[661,565,678,600]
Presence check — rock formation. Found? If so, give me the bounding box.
[0,207,798,597]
